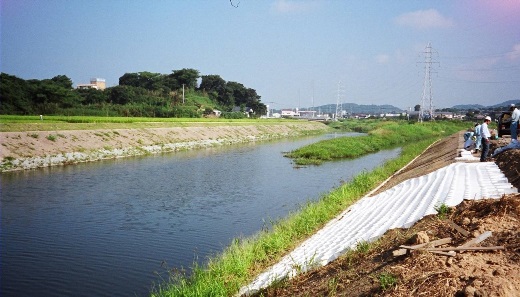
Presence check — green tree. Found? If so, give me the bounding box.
[119,72,165,91]
[75,88,108,105]
[108,85,137,105]
[170,68,200,89]
[51,75,73,89]
[199,74,226,95]
[0,73,32,114]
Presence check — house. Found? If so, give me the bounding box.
[77,78,106,90]
[281,109,299,117]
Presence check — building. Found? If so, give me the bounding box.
[77,78,106,90]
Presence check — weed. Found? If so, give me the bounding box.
[28,133,39,138]
[3,156,15,161]
[356,240,371,253]
[378,272,397,290]
[328,277,338,295]
[434,203,451,219]
[46,134,57,142]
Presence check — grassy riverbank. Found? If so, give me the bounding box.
[151,120,467,296]
[286,120,461,165]
[0,115,300,132]
[1,116,329,171]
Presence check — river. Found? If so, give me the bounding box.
[1,132,400,297]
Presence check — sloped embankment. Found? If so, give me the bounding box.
[0,122,329,172]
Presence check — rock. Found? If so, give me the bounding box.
[412,231,429,244]
[465,286,476,296]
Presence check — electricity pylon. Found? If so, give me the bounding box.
[418,42,439,122]
[336,81,344,119]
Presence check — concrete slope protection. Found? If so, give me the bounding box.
[239,161,517,295]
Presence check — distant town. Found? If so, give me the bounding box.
[266,100,520,122]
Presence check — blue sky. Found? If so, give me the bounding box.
[1,0,519,110]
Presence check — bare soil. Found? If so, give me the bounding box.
[252,132,520,297]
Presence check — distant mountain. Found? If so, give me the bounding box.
[487,99,520,109]
[451,104,487,110]
[452,99,520,111]
[301,103,404,114]
[288,99,520,115]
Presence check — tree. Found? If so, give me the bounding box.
[51,75,73,89]
[199,74,226,95]
[119,72,165,91]
[108,85,136,105]
[414,104,421,111]
[0,73,32,114]
[170,68,200,89]
[76,88,108,105]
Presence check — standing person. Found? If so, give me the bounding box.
[480,116,492,162]
[474,122,482,152]
[510,104,520,142]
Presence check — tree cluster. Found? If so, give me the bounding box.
[0,69,267,118]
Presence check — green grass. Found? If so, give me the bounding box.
[378,272,398,290]
[0,115,303,132]
[434,203,451,219]
[286,120,467,164]
[150,120,467,297]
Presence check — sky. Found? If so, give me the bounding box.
[1,0,519,111]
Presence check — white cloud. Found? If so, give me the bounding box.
[507,44,520,61]
[376,54,390,64]
[395,9,454,29]
[270,0,319,14]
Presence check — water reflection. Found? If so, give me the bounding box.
[1,133,400,297]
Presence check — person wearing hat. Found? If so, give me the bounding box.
[480,116,492,162]
[510,104,520,142]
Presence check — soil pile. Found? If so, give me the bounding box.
[251,133,520,297]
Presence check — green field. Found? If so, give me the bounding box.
[0,115,299,132]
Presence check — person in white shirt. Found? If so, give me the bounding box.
[510,104,520,141]
[480,116,492,162]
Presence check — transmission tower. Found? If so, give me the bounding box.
[336,81,344,119]
[418,42,439,122]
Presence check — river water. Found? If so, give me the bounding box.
[1,133,400,297]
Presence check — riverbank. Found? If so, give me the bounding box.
[0,121,329,172]
[248,133,520,297]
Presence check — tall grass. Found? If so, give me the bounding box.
[151,120,466,297]
[286,120,466,164]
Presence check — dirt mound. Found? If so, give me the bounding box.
[251,132,520,297]
[253,194,520,297]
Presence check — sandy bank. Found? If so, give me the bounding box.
[0,122,329,172]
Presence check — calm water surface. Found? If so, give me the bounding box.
[1,133,400,297]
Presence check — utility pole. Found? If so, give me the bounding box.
[311,80,315,114]
[418,42,439,122]
[182,84,185,104]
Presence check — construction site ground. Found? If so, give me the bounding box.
[252,132,520,297]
